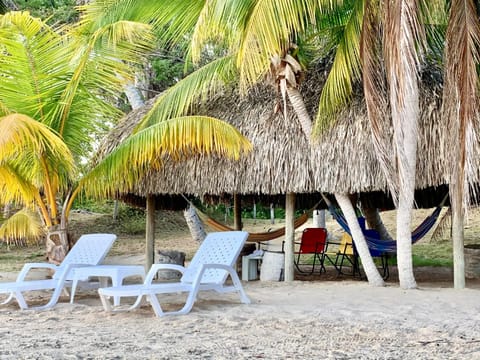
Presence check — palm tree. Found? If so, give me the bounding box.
[176,0,385,285]
[83,0,473,289]
[0,113,73,247]
[0,9,252,263]
[0,10,154,259]
[442,0,480,289]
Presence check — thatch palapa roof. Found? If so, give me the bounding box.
[305,61,451,193]
[96,60,476,206]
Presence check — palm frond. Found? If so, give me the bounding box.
[0,163,38,205]
[419,0,447,64]
[0,12,68,122]
[0,114,73,173]
[236,0,320,92]
[81,116,252,198]
[53,19,155,141]
[0,208,45,247]
[313,0,364,134]
[138,55,238,130]
[190,0,231,63]
[360,0,397,197]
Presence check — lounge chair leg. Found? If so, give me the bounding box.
[70,279,79,304]
[99,293,113,312]
[0,293,14,306]
[148,295,166,317]
[15,292,28,310]
[34,285,66,310]
[229,272,251,304]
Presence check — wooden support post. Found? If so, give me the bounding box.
[233,193,242,230]
[146,194,156,271]
[284,193,296,282]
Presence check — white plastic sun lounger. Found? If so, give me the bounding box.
[0,233,116,310]
[99,231,250,317]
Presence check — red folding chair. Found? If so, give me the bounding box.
[294,228,328,274]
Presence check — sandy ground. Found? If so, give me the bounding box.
[0,279,479,359]
[1,209,480,359]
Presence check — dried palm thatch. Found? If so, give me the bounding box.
[95,59,476,202]
[304,60,452,194]
[96,85,315,196]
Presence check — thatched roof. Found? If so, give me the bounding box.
[304,61,450,193]
[98,85,316,196]
[96,59,475,204]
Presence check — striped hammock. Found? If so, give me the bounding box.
[199,212,310,243]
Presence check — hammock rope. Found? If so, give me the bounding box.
[183,195,321,243]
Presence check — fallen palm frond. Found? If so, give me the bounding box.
[429,207,451,243]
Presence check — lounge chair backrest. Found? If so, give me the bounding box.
[55,233,116,279]
[181,231,248,285]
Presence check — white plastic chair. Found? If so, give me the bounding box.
[0,233,116,310]
[99,231,251,317]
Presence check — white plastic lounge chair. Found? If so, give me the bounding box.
[99,231,250,317]
[0,233,116,310]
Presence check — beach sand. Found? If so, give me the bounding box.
[1,208,480,359]
[1,272,480,359]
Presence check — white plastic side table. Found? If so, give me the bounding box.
[70,265,145,305]
[242,255,263,281]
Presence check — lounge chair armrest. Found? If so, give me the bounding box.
[16,263,59,282]
[145,264,186,284]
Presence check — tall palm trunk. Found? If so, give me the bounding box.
[184,204,207,242]
[384,0,422,289]
[286,87,313,138]
[442,0,480,289]
[336,194,385,286]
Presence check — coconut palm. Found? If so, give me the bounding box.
[80,0,473,289]
[171,0,385,285]
[0,9,252,262]
[0,113,74,247]
[0,10,154,257]
[441,0,480,288]
[173,0,450,288]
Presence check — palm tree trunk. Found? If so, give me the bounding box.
[451,174,466,288]
[385,0,421,289]
[363,207,393,241]
[184,204,207,243]
[286,87,312,139]
[45,227,69,265]
[335,193,384,286]
[393,83,418,290]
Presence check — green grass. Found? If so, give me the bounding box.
[412,242,453,267]
[0,244,44,272]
